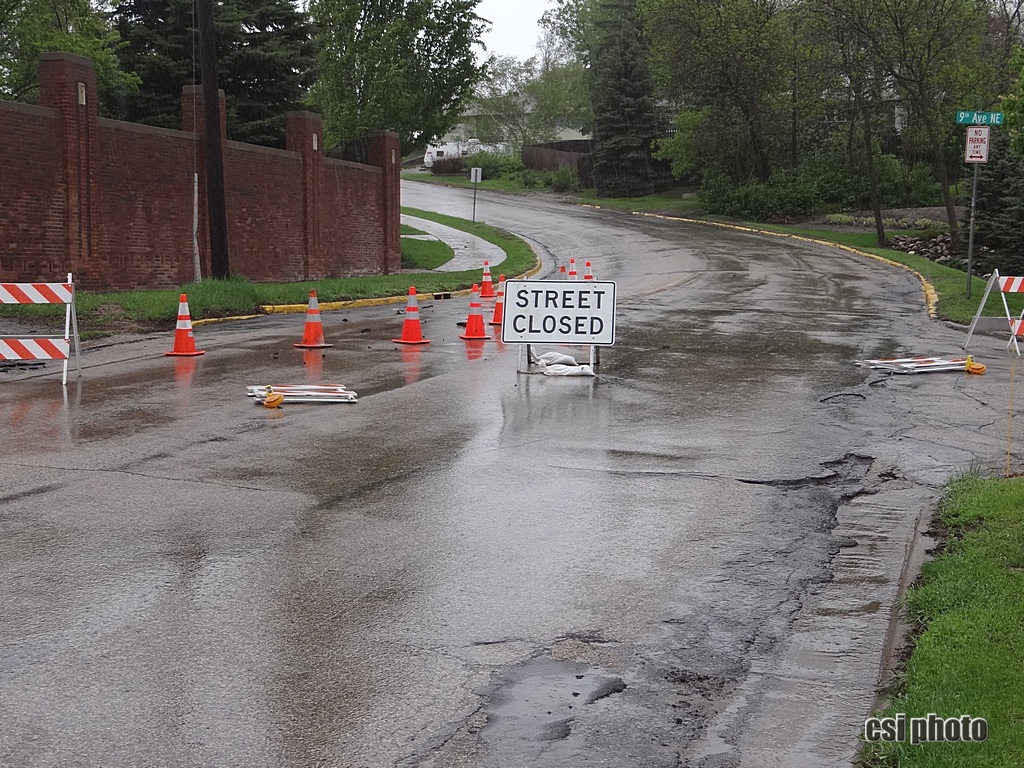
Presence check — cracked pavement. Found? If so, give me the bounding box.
[1,183,1020,767]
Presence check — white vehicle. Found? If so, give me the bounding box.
[422,138,512,168]
[422,141,469,168]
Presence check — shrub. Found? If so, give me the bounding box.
[515,169,547,189]
[431,156,466,175]
[469,151,522,180]
[549,166,580,193]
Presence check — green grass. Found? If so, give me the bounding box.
[401,236,454,270]
[0,208,538,331]
[861,472,1024,767]
[574,187,701,214]
[400,223,426,235]
[402,171,531,193]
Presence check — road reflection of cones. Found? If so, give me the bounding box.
[173,356,198,409]
[302,349,324,382]
[173,356,197,390]
[399,345,423,385]
[3,395,70,448]
[494,337,508,354]
[465,339,485,361]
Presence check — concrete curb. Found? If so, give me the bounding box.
[627,210,940,319]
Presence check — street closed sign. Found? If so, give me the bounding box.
[501,279,616,345]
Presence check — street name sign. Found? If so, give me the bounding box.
[501,280,616,345]
[965,125,990,163]
[956,111,1004,125]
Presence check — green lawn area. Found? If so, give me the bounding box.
[401,235,454,270]
[0,207,537,333]
[861,473,1024,768]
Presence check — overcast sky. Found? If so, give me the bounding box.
[475,0,550,62]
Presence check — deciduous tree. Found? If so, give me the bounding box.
[1,0,138,104]
[310,0,486,153]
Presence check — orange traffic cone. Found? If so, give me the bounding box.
[165,294,205,356]
[294,290,333,349]
[480,261,496,298]
[559,265,567,279]
[459,284,490,340]
[568,258,578,280]
[489,275,505,326]
[393,286,430,344]
[583,261,594,280]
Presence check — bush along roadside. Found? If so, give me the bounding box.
[859,471,1024,768]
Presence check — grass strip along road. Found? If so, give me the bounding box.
[860,472,1024,767]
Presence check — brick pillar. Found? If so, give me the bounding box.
[181,85,228,279]
[366,131,401,275]
[38,53,98,287]
[286,111,325,280]
[181,85,226,140]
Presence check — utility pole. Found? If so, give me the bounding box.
[197,0,230,279]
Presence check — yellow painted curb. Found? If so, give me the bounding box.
[193,314,261,326]
[631,211,940,319]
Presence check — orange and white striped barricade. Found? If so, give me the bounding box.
[0,273,81,385]
[964,269,1024,355]
[857,356,971,374]
[245,384,358,404]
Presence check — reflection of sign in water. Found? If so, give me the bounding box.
[965,125,990,163]
[501,280,617,345]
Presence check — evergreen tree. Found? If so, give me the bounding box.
[970,128,1024,275]
[588,0,665,198]
[111,0,316,147]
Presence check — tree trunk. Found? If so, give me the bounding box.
[858,97,885,246]
[930,131,962,249]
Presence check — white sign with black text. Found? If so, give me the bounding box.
[965,126,990,163]
[501,280,617,345]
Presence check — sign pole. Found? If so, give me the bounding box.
[966,162,980,299]
[960,118,993,299]
[470,167,482,224]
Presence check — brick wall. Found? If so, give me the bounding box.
[0,52,401,291]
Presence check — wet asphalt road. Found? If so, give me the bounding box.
[2,182,1019,767]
